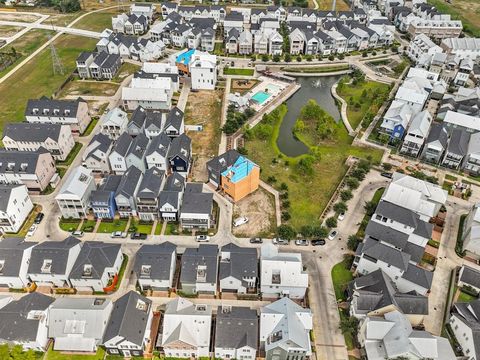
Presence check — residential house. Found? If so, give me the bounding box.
[422,123,449,164]
[128,106,147,137]
[224,12,244,38]
[260,243,308,299]
[0,184,33,233]
[2,123,75,161]
[146,133,171,172]
[77,52,121,80]
[215,307,258,360]
[190,51,217,91]
[100,107,128,140]
[82,133,113,174]
[159,173,184,222]
[0,148,57,192]
[125,133,149,173]
[0,237,37,289]
[0,293,54,351]
[462,203,480,257]
[407,17,463,40]
[90,175,121,219]
[449,299,480,359]
[25,97,90,135]
[109,133,148,174]
[441,37,480,59]
[260,298,313,360]
[180,244,218,295]
[179,183,213,230]
[117,14,149,35]
[239,30,253,54]
[164,107,184,137]
[134,242,177,292]
[219,243,258,295]
[130,3,155,22]
[380,100,415,139]
[458,265,480,294]
[160,297,212,358]
[443,110,480,134]
[359,311,455,359]
[136,167,165,221]
[115,165,143,218]
[69,242,123,292]
[289,28,306,55]
[464,132,480,176]
[122,76,173,111]
[168,133,192,177]
[400,110,432,157]
[406,33,443,64]
[226,28,239,54]
[103,291,153,357]
[138,62,180,92]
[441,129,470,170]
[55,166,95,219]
[27,236,82,289]
[144,112,164,139]
[48,297,113,352]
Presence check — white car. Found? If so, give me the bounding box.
[26,224,37,237]
[195,235,210,242]
[338,212,345,221]
[328,230,338,240]
[233,216,249,227]
[111,231,127,238]
[72,230,84,237]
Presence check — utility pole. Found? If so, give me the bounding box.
[49,37,65,76]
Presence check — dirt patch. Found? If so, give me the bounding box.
[0,25,22,38]
[185,89,223,157]
[58,79,119,98]
[0,13,39,22]
[232,188,276,237]
[191,155,209,182]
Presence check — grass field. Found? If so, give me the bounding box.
[458,291,477,303]
[244,104,383,229]
[72,9,120,32]
[57,79,119,98]
[428,0,480,37]
[0,34,97,132]
[0,29,54,79]
[59,218,81,232]
[97,219,128,233]
[224,67,255,76]
[44,345,105,360]
[0,25,22,37]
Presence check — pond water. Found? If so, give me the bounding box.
[276,75,343,157]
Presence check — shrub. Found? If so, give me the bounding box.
[267,176,277,183]
[325,216,337,228]
[347,234,362,251]
[328,55,335,61]
[277,224,295,240]
[333,201,348,214]
[345,177,359,189]
[280,182,289,191]
[340,189,353,202]
[296,55,302,62]
[382,162,393,171]
[281,211,291,221]
[261,54,269,62]
[273,54,281,62]
[284,53,292,62]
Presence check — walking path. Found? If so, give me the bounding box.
[218,76,232,154]
[176,78,190,111]
[0,20,102,38]
[331,80,355,136]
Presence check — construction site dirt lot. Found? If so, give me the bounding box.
[233,188,276,238]
[185,89,223,179]
[0,13,40,22]
[0,25,22,37]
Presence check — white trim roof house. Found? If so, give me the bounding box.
[260,298,313,359]
[400,110,432,157]
[462,203,480,256]
[82,133,113,174]
[450,298,480,359]
[180,244,218,295]
[0,184,33,234]
[359,310,455,360]
[130,3,155,22]
[100,107,129,140]
[0,292,54,351]
[161,297,212,358]
[443,110,480,133]
[219,243,258,294]
[380,100,415,135]
[48,297,113,352]
[0,237,38,289]
[458,265,480,293]
[260,243,308,300]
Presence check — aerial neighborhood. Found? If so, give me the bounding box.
[1,0,480,358]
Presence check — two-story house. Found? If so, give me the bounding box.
[219,243,258,295]
[180,244,218,295]
[115,165,143,218]
[90,175,121,219]
[100,107,128,140]
[136,167,165,221]
[0,184,33,233]
[0,237,37,289]
[82,133,113,174]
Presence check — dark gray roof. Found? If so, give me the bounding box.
[112,132,134,157]
[0,148,50,175]
[225,12,243,21]
[219,243,257,281]
[134,242,176,281]
[404,241,425,264]
[101,175,122,192]
[459,265,480,289]
[215,307,258,350]
[27,237,81,275]
[159,191,180,209]
[402,264,433,290]
[394,292,429,315]
[138,167,164,199]
[146,132,171,158]
[365,220,409,250]
[103,291,152,346]
[362,237,410,271]
[227,28,240,39]
[0,238,37,277]
[185,183,203,193]
[181,192,213,215]
[130,106,147,130]
[180,244,218,284]
[145,112,163,132]
[128,133,149,160]
[375,201,420,229]
[25,97,85,118]
[90,174,121,204]
[0,293,54,343]
[206,150,241,175]
[167,133,191,162]
[453,301,480,359]
[426,123,448,148]
[164,173,185,192]
[85,133,112,161]
[3,123,62,143]
[165,107,184,132]
[115,166,142,199]
[77,51,93,62]
[447,129,470,156]
[69,242,121,280]
[0,184,24,212]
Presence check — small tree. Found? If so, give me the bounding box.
[281,211,291,221]
[296,55,302,62]
[280,182,289,191]
[347,234,361,251]
[267,176,277,184]
[364,200,377,216]
[328,55,335,61]
[350,168,366,181]
[261,54,269,62]
[273,54,281,62]
[277,224,296,240]
[345,177,359,190]
[382,162,393,171]
[284,53,292,62]
[306,54,313,61]
[300,225,315,238]
[340,189,353,202]
[339,316,359,337]
[325,216,337,228]
[312,225,328,238]
[333,202,348,214]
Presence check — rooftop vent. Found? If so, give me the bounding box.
[41,259,52,274]
[196,304,206,312]
[82,264,93,277]
[141,265,151,276]
[136,299,148,312]
[94,298,106,306]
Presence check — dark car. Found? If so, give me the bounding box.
[34,212,44,224]
[131,232,148,240]
[311,239,326,246]
[250,237,263,244]
[381,172,393,179]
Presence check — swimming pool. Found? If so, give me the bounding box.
[251,91,271,104]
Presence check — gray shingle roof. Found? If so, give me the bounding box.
[215,307,258,350]
[128,133,149,160]
[447,129,470,156]
[181,192,213,215]
[137,167,164,199]
[146,132,171,157]
[362,237,410,271]
[25,97,85,118]
[69,242,121,280]
[27,237,81,275]
[165,107,184,132]
[180,244,218,284]
[159,191,179,209]
[115,166,142,199]
[0,184,24,212]
[0,148,50,175]
[365,221,409,250]
[206,150,241,176]
[167,133,191,162]
[84,133,112,161]
[3,123,62,143]
[134,242,176,281]
[112,132,134,157]
[164,173,185,192]
[103,290,152,346]
[375,201,420,229]
[129,106,147,131]
[402,264,433,290]
[459,265,480,289]
[145,112,163,132]
[0,238,37,277]
[452,301,480,359]
[219,243,257,281]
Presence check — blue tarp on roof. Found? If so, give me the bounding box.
[176,49,195,66]
[221,156,256,183]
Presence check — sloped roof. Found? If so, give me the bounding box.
[215,307,258,349]
[69,242,121,280]
[0,238,37,278]
[28,237,81,275]
[134,242,176,281]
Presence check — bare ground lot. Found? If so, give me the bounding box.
[233,188,277,237]
[0,25,22,37]
[57,79,119,98]
[0,13,40,22]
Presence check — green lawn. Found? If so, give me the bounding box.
[5,205,42,237]
[130,220,154,234]
[244,104,383,229]
[43,345,105,360]
[56,142,83,167]
[0,29,54,79]
[57,167,67,178]
[112,62,141,83]
[224,67,254,76]
[58,218,81,232]
[81,118,99,136]
[97,219,128,234]
[154,221,163,235]
[165,222,180,235]
[283,65,350,73]
[458,291,477,303]
[72,9,119,32]
[331,259,354,301]
[337,78,391,130]
[0,34,98,132]
[81,219,97,232]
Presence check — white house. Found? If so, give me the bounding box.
[260,243,308,299]
[122,76,173,110]
[114,165,143,218]
[69,242,123,292]
[55,166,96,219]
[462,203,480,257]
[27,236,82,288]
[133,242,177,292]
[219,243,258,294]
[180,244,218,295]
[130,3,155,22]
[161,297,212,358]
[0,184,33,233]
[450,298,480,359]
[407,33,443,64]
[190,51,217,90]
[100,107,129,140]
[82,133,113,174]
[0,237,37,289]
[260,298,313,360]
[145,133,171,171]
[457,265,480,294]
[400,110,433,157]
[48,297,113,352]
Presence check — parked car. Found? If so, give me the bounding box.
[250,237,263,244]
[311,239,326,246]
[233,216,249,227]
[273,237,288,245]
[72,230,84,237]
[111,231,127,238]
[34,212,44,224]
[328,230,338,240]
[27,224,37,237]
[131,232,148,240]
[338,212,345,221]
[381,172,393,179]
[295,239,309,246]
[195,235,210,242]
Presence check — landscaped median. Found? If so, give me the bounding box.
[223,67,255,76]
[282,64,350,74]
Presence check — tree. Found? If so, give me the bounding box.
[350,168,366,181]
[300,225,314,238]
[364,200,377,216]
[345,177,359,189]
[296,155,315,176]
[296,55,302,62]
[333,201,348,214]
[328,55,335,61]
[237,147,248,155]
[382,162,393,171]
[347,234,361,251]
[273,54,281,62]
[340,189,353,202]
[280,182,289,191]
[284,53,292,62]
[281,211,291,221]
[339,316,359,336]
[261,54,269,62]
[277,224,295,240]
[357,159,371,172]
[312,225,328,238]
[267,176,277,183]
[325,216,337,228]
